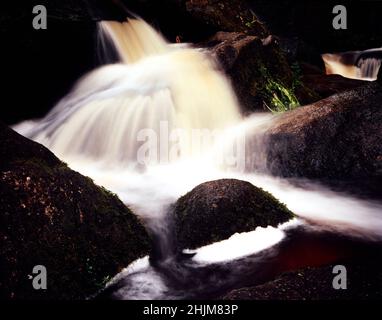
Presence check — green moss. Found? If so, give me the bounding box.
[244,13,260,29]
[258,65,300,113]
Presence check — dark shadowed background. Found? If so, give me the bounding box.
[1,0,381,124]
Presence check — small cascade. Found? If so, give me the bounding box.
[322,48,382,81]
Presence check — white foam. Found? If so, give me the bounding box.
[189,219,301,263]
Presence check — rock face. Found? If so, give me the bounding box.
[0,124,150,299]
[173,179,293,250]
[261,83,382,181]
[206,32,318,112]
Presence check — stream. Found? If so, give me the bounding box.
[13,17,382,300]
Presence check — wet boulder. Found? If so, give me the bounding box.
[302,73,366,99]
[205,32,318,112]
[173,179,294,250]
[0,123,150,299]
[261,82,382,181]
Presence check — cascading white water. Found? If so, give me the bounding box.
[15,16,382,236]
[322,48,382,81]
[15,18,241,168]
[99,19,168,63]
[14,18,382,299]
[358,56,381,79]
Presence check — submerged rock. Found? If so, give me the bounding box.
[0,123,150,299]
[173,179,294,250]
[262,83,382,181]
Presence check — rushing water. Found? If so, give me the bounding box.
[14,18,382,299]
[322,48,382,81]
[16,19,241,168]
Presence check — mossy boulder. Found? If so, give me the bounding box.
[0,123,150,299]
[173,179,294,250]
[262,82,382,181]
[205,32,318,113]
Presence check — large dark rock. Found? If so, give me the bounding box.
[223,250,382,300]
[0,123,150,299]
[173,179,294,250]
[302,73,367,100]
[260,83,382,181]
[206,32,318,112]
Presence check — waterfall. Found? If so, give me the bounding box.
[14,18,382,235]
[15,18,241,168]
[98,19,168,63]
[13,17,382,299]
[14,17,382,232]
[322,48,382,81]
